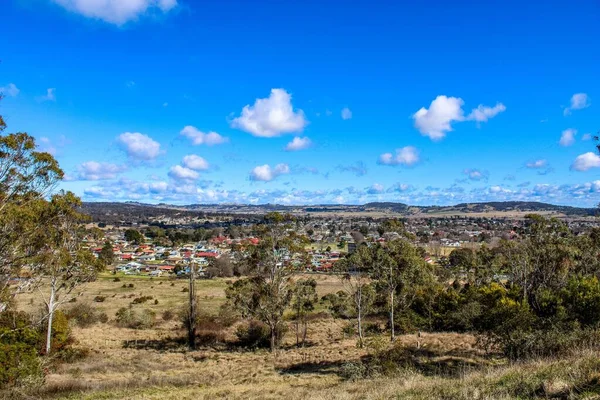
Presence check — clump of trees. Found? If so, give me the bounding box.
[0,106,101,389]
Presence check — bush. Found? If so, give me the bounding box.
[42,310,73,354]
[195,314,227,346]
[66,303,107,328]
[93,296,106,303]
[235,320,271,348]
[0,343,43,389]
[113,278,121,282]
[0,311,44,389]
[162,310,174,321]
[131,296,153,304]
[115,307,155,329]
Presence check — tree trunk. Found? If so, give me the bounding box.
[45,281,56,355]
[357,288,363,348]
[390,290,395,342]
[270,325,276,353]
[302,320,308,347]
[188,263,196,350]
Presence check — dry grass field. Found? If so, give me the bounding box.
[9,273,600,400]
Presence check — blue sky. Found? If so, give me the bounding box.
[1,0,599,206]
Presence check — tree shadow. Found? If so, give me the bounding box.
[122,336,188,351]
[277,359,347,375]
[277,344,492,379]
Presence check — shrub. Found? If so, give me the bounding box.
[162,310,174,321]
[0,311,44,389]
[113,278,121,282]
[235,320,271,349]
[195,314,227,346]
[339,361,368,381]
[66,303,106,328]
[42,310,73,354]
[131,296,153,305]
[93,296,106,303]
[0,343,43,389]
[115,307,155,329]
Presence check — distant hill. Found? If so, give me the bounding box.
[81,201,598,222]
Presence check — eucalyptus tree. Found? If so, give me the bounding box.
[0,110,64,312]
[31,191,101,354]
[225,212,309,352]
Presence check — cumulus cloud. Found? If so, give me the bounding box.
[564,93,590,116]
[285,137,312,151]
[168,165,199,181]
[37,88,56,102]
[0,83,19,97]
[250,163,290,182]
[51,0,177,25]
[180,126,228,146]
[367,183,385,194]
[378,146,420,166]
[72,161,126,180]
[571,152,600,171]
[463,168,489,181]
[341,107,352,120]
[231,89,307,137]
[182,154,209,171]
[559,128,577,147]
[413,95,505,140]
[116,132,161,160]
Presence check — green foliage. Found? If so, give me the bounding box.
[115,307,155,329]
[66,303,108,328]
[234,320,287,349]
[0,311,44,389]
[98,241,115,265]
[321,291,353,318]
[124,229,144,245]
[0,343,43,390]
[42,310,72,354]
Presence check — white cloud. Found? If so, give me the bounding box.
[51,0,177,25]
[387,183,415,193]
[571,152,600,171]
[0,83,19,97]
[250,163,290,182]
[341,107,352,120]
[285,136,312,151]
[180,126,228,146]
[116,132,161,160]
[37,88,56,102]
[582,133,593,141]
[413,96,464,140]
[463,168,489,181]
[559,128,577,147]
[182,154,209,171]
[231,89,307,137]
[526,159,548,169]
[168,165,199,180]
[413,95,505,140]
[378,146,420,166]
[367,183,385,194]
[74,161,126,180]
[467,103,507,122]
[564,93,590,116]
